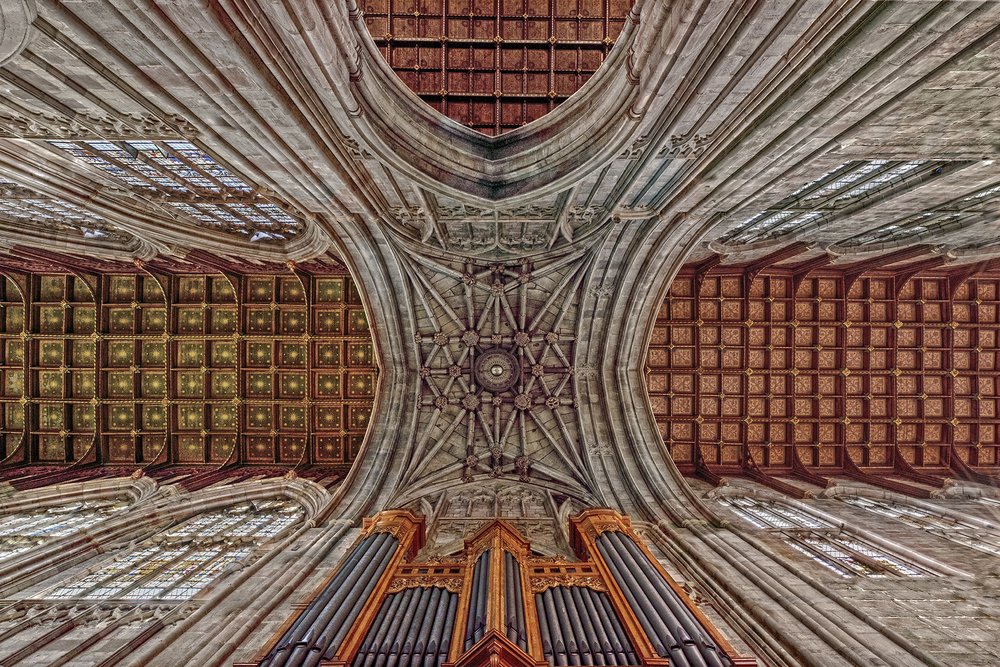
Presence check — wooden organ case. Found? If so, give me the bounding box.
[249,509,757,667]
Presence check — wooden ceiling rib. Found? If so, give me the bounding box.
[647,249,1000,496]
[362,0,630,135]
[0,250,377,487]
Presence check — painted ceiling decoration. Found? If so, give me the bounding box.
[362,0,632,135]
[648,245,1000,498]
[0,250,376,491]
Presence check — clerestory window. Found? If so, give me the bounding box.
[837,495,1000,556]
[0,498,130,562]
[39,499,302,601]
[718,496,933,578]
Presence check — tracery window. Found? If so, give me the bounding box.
[47,140,303,242]
[837,496,1000,556]
[40,500,302,601]
[718,496,932,578]
[0,177,127,242]
[0,499,129,562]
[719,159,951,246]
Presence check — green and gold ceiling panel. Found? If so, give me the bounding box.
[37,371,63,399]
[177,371,205,398]
[38,340,64,367]
[210,372,237,398]
[106,341,134,367]
[211,405,237,430]
[279,436,305,462]
[211,308,237,333]
[346,371,377,399]
[280,405,306,430]
[247,373,272,397]
[279,373,306,399]
[71,371,95,399]
[279,343,306,366]
[347,308,370,335]
[72,340,95,366]
[38,307,64,334]
[348,342,376,367]
[176,341,205,367]
[280,310,306,334]
[315,310,343,335]
[315,277,345,303]
[347,405,372,431]
[3,370,23,397]
[315,342,340,367]
[211,435,236,462]
[177,307,205,334]
[4,340,23,365]
[211,341,237,366]
[177,404,205,430]
[177,434,204,463]
[247,342,273,367]
[314,436,342,463]
[315,373,341,398]
[247,405,273,428]
[107,405,135,431]
[72,307,96,335]
[143,406,166,430]
[142,341,166,366]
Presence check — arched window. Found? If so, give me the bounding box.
[0,498,129,562]
[40,499,302,601]
[718,496,933,578]
[837,495,1000,556]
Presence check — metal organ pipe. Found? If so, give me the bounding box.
[503,551,529,652]
[308,536,401,667]
[534,587,639,666]
[261,532,399,667]
[598,531,731,667]
[612,532,728,667]
[464,550,490,650]
[351,588,458,667]
[569,586,604,666]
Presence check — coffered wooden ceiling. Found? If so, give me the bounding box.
[648,246,1000,498]
[0,252,376,488]
[363,0,630,135]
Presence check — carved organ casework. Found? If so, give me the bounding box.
[248,509,756,667]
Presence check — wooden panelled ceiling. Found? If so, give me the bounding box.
[0,250,377,489]
[362,0,630,135]
[647,245,1000,498]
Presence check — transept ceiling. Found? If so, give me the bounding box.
[0,0,996,514]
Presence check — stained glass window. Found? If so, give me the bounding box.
[41,499,302,601]
[839,495,1000,556]
[0,499,130,562]
[718,496,933,578]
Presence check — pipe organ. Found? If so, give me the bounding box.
[247,510,757,667]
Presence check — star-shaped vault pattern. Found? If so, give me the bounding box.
[397,248,594,500]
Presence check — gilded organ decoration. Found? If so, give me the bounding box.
[251,509,756,667]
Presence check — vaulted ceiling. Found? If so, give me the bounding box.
[0,0,997,507]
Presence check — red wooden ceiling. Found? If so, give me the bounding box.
[362,0,630,135]
[647,248,1000,497]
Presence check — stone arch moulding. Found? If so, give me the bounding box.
[334,0,673,202]
[0,0,35,67]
